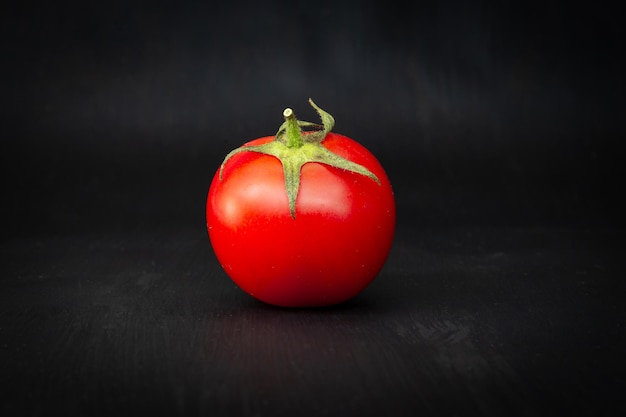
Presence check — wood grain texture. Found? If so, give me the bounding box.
[2,226,624,416]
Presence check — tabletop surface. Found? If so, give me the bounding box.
[2,138,624,416]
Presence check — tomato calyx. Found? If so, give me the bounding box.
[219,99,380,218]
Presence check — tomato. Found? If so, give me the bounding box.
[206,100,395,307]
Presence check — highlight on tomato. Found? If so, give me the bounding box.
[206,99,395,307]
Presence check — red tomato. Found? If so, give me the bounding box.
[206,100,395,307]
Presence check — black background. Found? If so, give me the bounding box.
[2,1,625,416]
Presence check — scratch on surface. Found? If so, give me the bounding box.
[415,318,472,345]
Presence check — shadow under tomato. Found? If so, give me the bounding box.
[233,288,382,314]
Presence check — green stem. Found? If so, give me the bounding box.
[283,108,303,148]
[218,99,380,218]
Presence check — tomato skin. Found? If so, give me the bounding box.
[206,132,395,307]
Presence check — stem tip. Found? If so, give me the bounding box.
[283,108,294,119]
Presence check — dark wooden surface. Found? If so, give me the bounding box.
[2,156,625,416]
